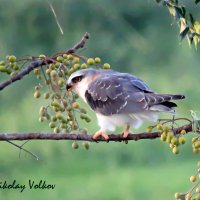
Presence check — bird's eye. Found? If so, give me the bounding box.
[71,76,83,84]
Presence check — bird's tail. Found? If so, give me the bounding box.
[145,93,185,114]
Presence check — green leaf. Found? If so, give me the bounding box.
[189,13,195,25]
[195,0,200,4]
[155,0,162,3]
[167,5,176,17]
[180,27,189,40]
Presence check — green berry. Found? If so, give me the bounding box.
[50,70,57,78]
[54,127,60,134]
[87,58,95,65]
[80,114,86,119]
[160,133,166,141]
[34,91,40,98]
[63,60,69,66]
[46,69,51,76]
[58,79,64,87]
[67,54,73,60]
[95,57,101,63]
[85,117,91,123]
[81,63,87,69]
[13,65,19,71]
[51,116,57,122]
[190,175,196,182]
[8,55,16,62]
[63,54,67,59]
[56,56,63,63]
[103,63,110,69]
[56,112,63,120]
[180,129,186,135]
[34,68,40,75]
[0,65,7,72]
[10,72,18,77]
[146,126,152,133]
[39,54,46,59]
[171,137,178,145]
[80,108,87,114]
[49,122,56,128]
[193,148,199,154]
[172,146,179,154]
[72,102,79,109]
[194,141,200,148]
[178,137,186,145]
[83,142,89,150]
[43,93,50,99]
[72,142,79,149]
[73,57,79,64]
[80,128,87,134]
[73,64,80,70]
[156,123,163,130]
[39,117,45,122]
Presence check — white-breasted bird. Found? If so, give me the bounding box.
[66,68,185,140]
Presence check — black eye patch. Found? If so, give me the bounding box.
[71,75,83,84]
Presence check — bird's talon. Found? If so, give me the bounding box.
[92,131,109,141]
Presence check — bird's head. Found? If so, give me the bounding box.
[66,68,99,94]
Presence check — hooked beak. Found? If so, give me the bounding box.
[66,83,72,91]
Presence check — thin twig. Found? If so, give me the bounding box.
[6,140,39,160]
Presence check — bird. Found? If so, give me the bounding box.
[66,68,185,140]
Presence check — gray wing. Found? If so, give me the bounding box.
[85,73,185,116]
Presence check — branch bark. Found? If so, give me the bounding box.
[0,123,195,142]
[0,32,90,91]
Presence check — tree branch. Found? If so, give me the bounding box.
[0,32,90,91]
[0,123,196,142]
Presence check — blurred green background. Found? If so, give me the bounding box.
[0,0,199,199]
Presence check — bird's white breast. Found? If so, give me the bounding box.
[96,112,158,132]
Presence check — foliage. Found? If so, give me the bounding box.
[156,0,200,48]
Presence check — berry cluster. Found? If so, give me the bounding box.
[147,123,186,155]
[175,161,200,200]
[0,55,20,76]
[32,54,110,149]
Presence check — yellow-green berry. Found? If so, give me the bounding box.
[49,122,56,128]
[180,129,186,135]
[34,68,40,75]
[172,146,179,155]
[43,93,50,99]
[72,102,79,109]
[73,57,79,64]
[54,127,60,134]
[56,56,63,63]
[72,142,79,149]
[83,142,89,150]
[87,58,95,65]
[73,64,80,70]
[50,70,57,78]
[56,112,63,120]
[0,65,7,72]
[178,137,186,145]
[81,63,87,69]
[8,55,16,62]
[190,175,196,182]
[171,137,178,145]
[103,63,110,69]
[34,91,40,98]
[95,57,101,63]
[67,54,73,60]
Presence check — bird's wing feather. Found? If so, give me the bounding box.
[85,73,185,116]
